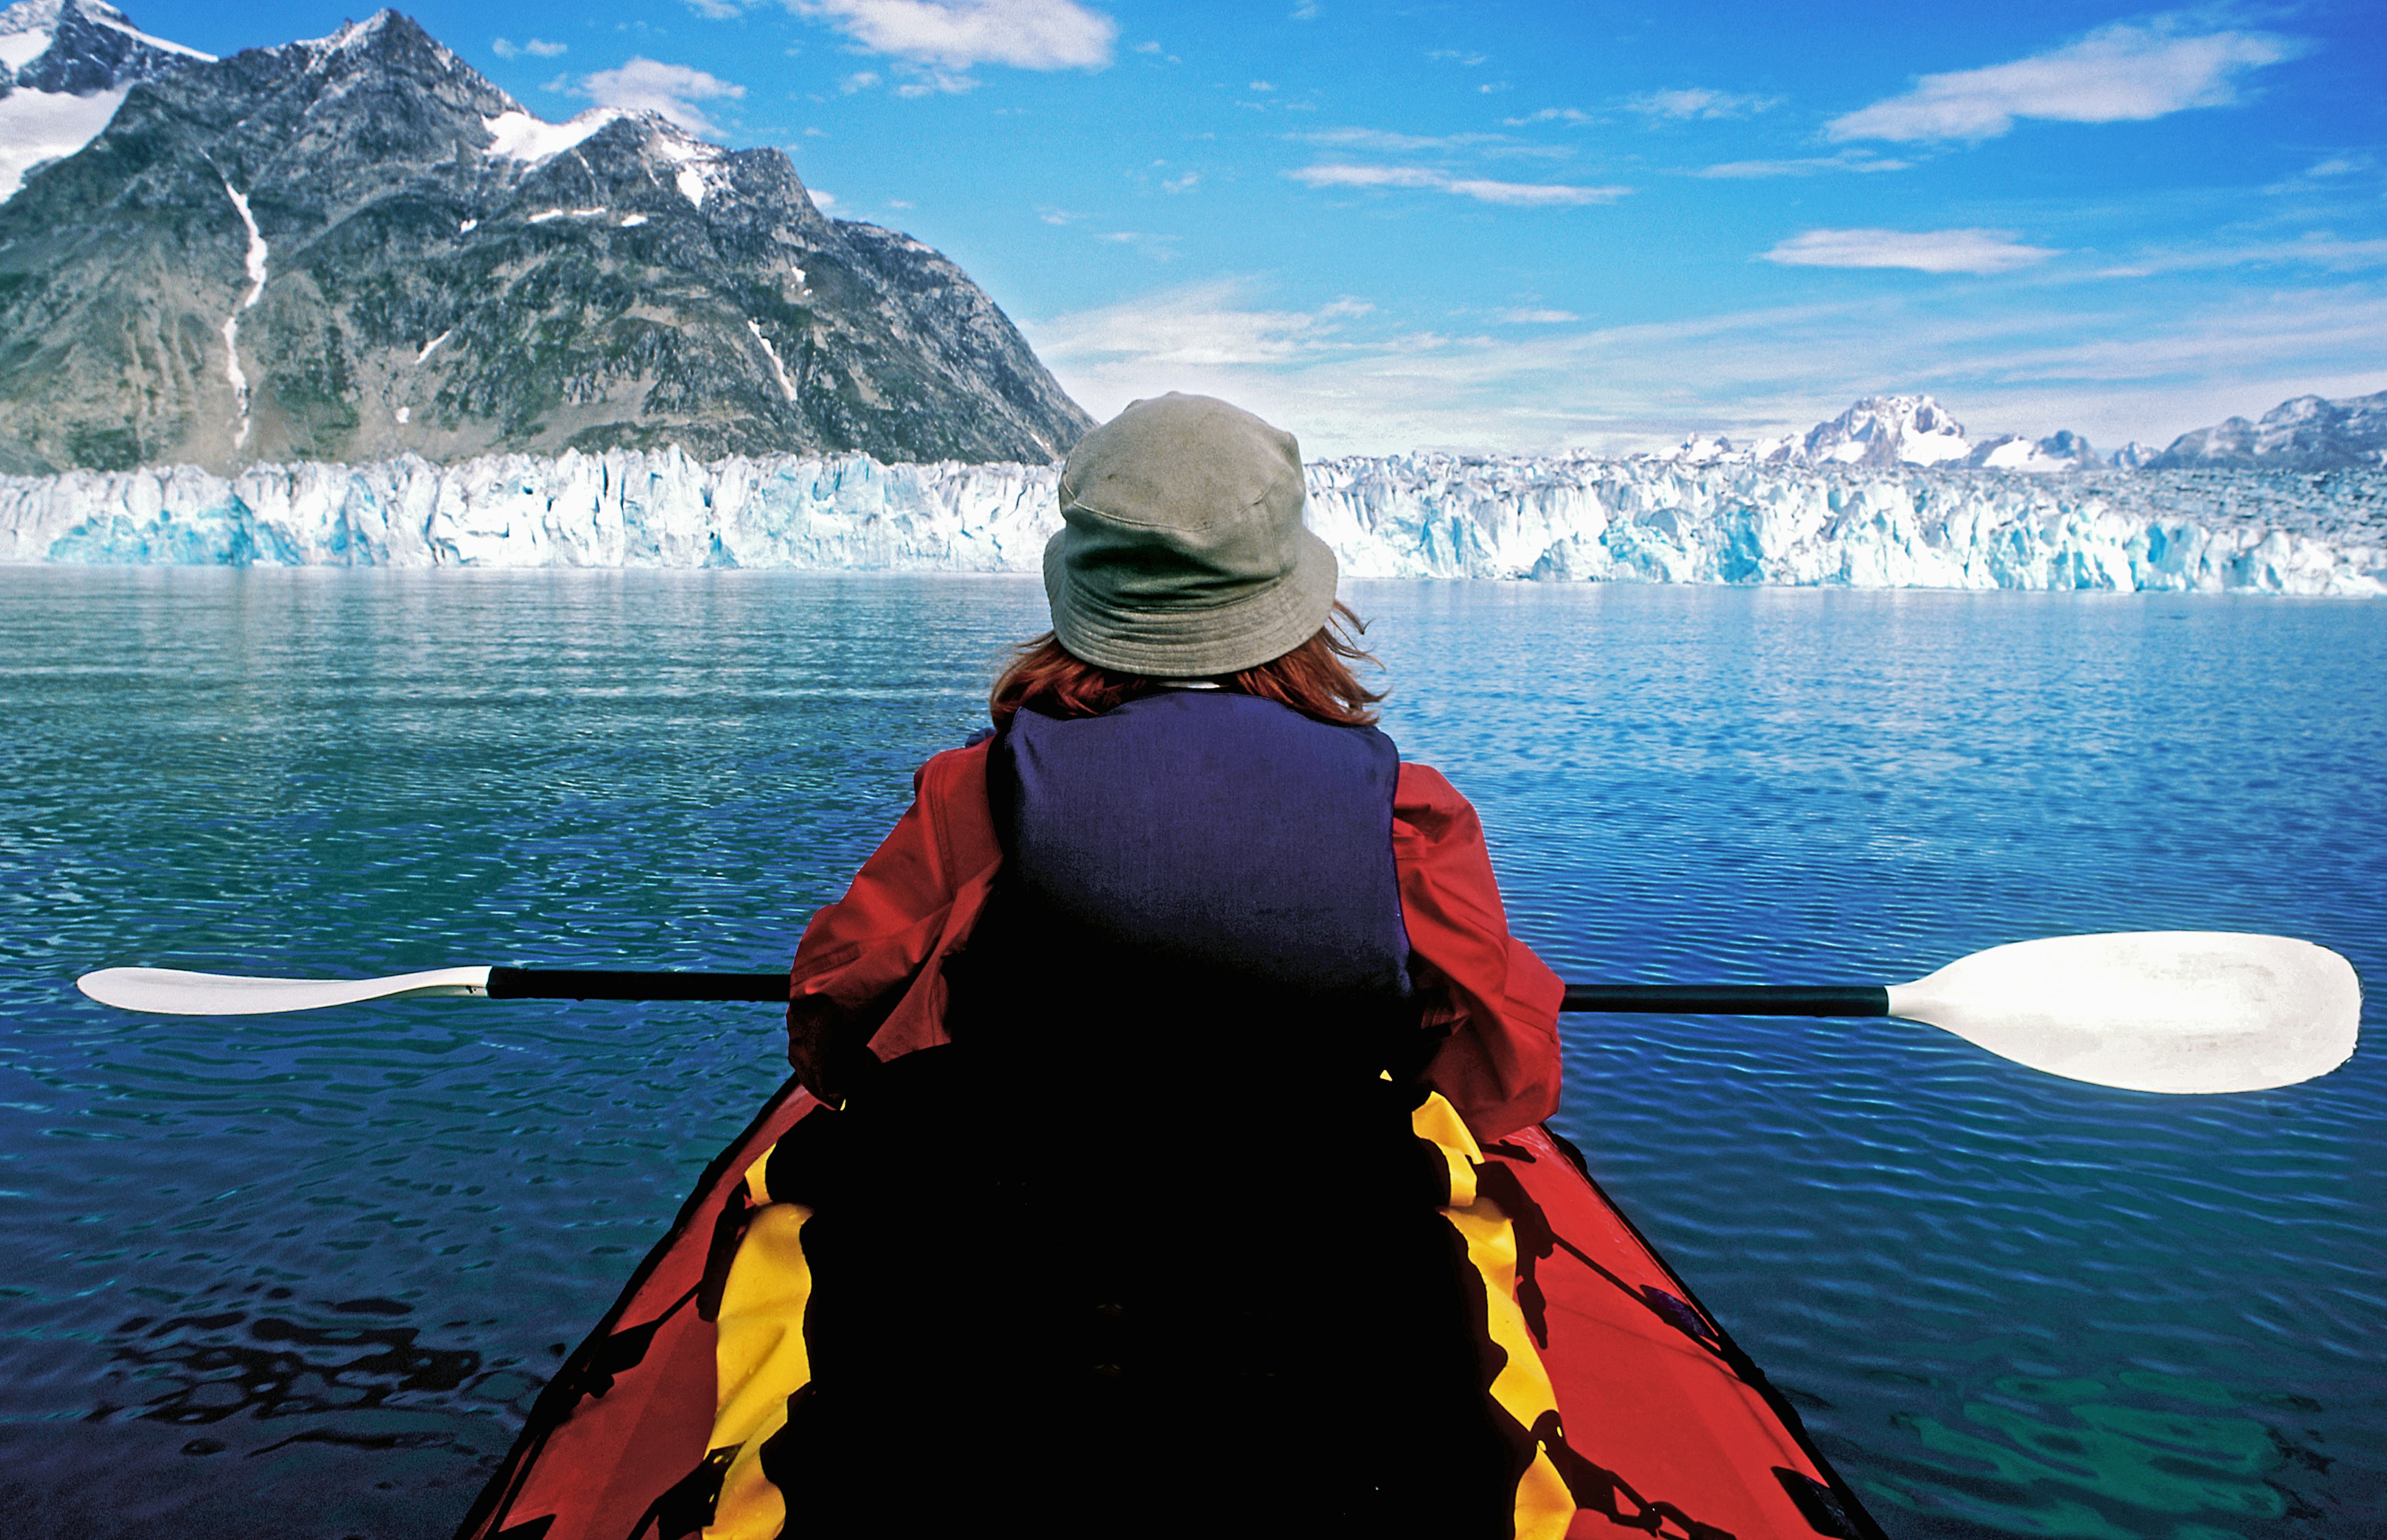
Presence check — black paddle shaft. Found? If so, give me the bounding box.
[1561,984,1889,1017]
[486,968,789,1002]
[484,968,1888,1016]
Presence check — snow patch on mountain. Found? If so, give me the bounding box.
[0,0,207,199]
[481,107,622,164]
[0,84,119,196]
[218,181,267,449]
[3,449,2378,597]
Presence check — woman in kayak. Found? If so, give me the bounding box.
[747,393,1566,1538]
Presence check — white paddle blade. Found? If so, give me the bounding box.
[77,966,493,1016]
[1884,932,2360,1094]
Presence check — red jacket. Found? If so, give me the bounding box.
[786,738,1564,1140]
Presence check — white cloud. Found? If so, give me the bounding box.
[1028,280,2387,457]
[1696,151,1907,178]
[1031,282,1368,370]
[1289,163,1628,206]
[578,58,746,133]
[1096,231,1180,259]
[1292,127,1498,152]
[1762,228,2059,275]
[786,0,1115,71]
[840,70,881,91]
[493,37,566,58]
[687,0,745,17]
[1133,39,1159,53]
[1504,107,1593,127]
[2095,236,2387,278]
[1499,308,1578,323]
[1627,88,1778,120]
[1829,21,2301,143]
[808,188,837,209]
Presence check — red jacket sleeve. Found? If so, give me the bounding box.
[785,740,1002,1102]
[1394,761,1566,1140]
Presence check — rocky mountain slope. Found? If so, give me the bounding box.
[2147,389,2387,471]
[0,9,1091,474]
[0,0,205,199]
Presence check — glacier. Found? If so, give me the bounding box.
[1,447,2381,597]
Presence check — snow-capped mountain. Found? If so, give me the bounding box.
[0,0,206,199]
[1798,394,1974,467]
[3,448,2378,597]
[2148,390,2387,471]
[1655,395,2099,474]
[0,10,1090,474]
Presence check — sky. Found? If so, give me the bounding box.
[134,0,2387,456]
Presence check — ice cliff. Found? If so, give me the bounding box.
[3,447,2381,596]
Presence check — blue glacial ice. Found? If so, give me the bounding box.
[1,447,2381,596]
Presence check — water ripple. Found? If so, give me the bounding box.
[1,571,2380,1535]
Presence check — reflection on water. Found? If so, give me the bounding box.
[0,569,2380,1536]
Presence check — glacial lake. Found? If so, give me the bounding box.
[1,567,2380,1537]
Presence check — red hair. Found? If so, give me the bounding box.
[990,601,1386,729]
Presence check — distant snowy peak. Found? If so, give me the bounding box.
[1966,429,2097,473]
[1656,395,2095,474]
[0,0,206,200]
[1802,394,1972,467]
[2149,389,2387,472]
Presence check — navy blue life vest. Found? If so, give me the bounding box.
[990,689,1412,1002]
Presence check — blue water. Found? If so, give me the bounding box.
[1,569,2380,1538]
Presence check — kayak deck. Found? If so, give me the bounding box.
[455,1079,1881,1540]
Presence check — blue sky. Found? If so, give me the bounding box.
[139,1,2387,455]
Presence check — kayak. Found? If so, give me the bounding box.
[453,1077,1883,1540]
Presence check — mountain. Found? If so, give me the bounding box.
[2146,390,2387,472]
[1966,428,2097,472]
[1658,395,2097,473]
[0,10,1091,474]
[0,0,208,199]
[1796,393,1973,467]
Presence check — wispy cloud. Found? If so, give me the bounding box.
[1096,231,1182,260]
[1032,281,1373,369]
[578,58,747,134]
[1499,308,1578,324]
[1696,151,1907,179]
[1030,280,2387,457]
[2097,236,2387,279]
[1829,20,2302,143]
[1289,163,1627,206]
[492,37,568,59]
[1763,228,2059,275]
[1290,127,1486,152]
[1503,107,1593,127]
[784,0,1115,73]
[1627,88,1779,120]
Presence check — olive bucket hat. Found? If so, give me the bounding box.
[1044,392,1338,677]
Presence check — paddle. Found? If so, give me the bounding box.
[76,931,2358,1095]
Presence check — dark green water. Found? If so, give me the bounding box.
[1,569,2380,1536]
